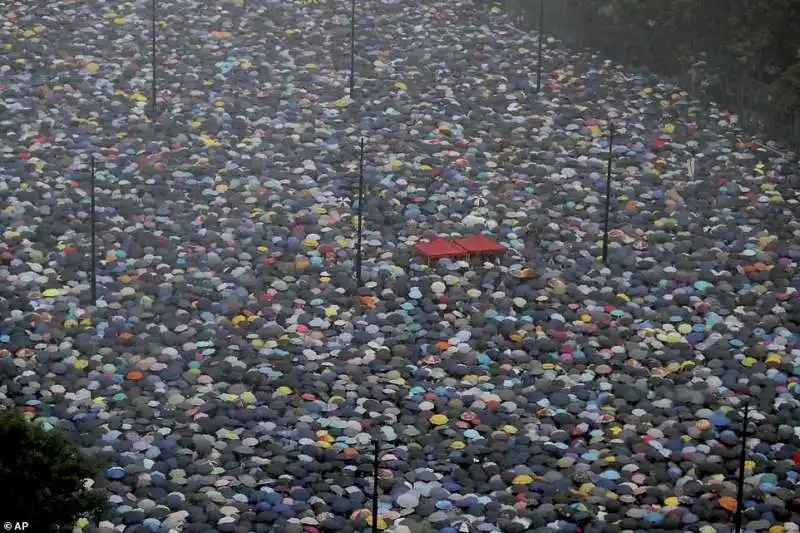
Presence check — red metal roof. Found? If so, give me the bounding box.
[415,235,506,259]
[414,238,465,259]
[451,234,506,254]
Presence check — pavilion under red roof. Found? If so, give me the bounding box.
[415,235,506,261]
[451,234,506,255]
[414,238,465,260]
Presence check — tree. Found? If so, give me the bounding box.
[559,0,800,124]
[776,62,800,115]
[0,409,106,532]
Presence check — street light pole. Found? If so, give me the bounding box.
[371,438,380,533]
[90,155,97,305]
[536,0,544,93]
[349,0,356,98]
[151,0,158,118]
[601,121,615,265]
[734,403,750,533]
[355,137,365,288]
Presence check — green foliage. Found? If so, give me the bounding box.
[776,62,800,114]
[0,410,107,532]
[555,0,800,115]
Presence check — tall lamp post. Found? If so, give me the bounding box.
[349,0,356,98]
[733,402,751,533]
[536,0,545,93]
[151,0,158,118]
[601,121,615,265]
[89,155,97,305]
[355,137,365,289]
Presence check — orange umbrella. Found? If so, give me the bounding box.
[719,496,737,512]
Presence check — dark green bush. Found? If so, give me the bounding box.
[0,410,106,532]
[557,0,800,115]
[776,62,800,114]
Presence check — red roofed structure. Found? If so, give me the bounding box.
[415,235,506,264]
[452,234,506,255]
[414,238,465,260]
